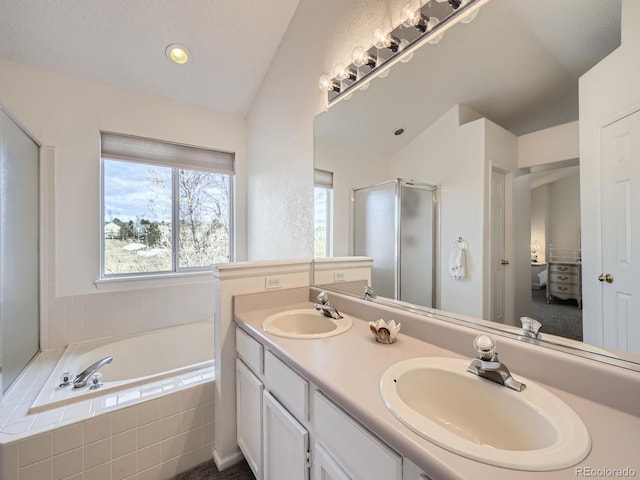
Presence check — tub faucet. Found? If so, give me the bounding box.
[314,291,343,320]
[73,356,113,388]
[467,335,526,392]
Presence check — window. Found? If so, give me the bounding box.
[314,169,333,258]
[100,132,234,277]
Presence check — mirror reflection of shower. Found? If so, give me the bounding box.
[353,180,437,307]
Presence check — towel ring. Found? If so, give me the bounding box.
[453,237,468,249]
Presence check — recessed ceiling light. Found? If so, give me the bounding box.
[394,127,405,136]
[165,44,191,65]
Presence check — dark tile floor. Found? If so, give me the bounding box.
[174,459,255,480]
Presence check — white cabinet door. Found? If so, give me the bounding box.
[263,390,309,480]
[402,458,433,480]
[314,444,351,480]
[236,359,263,479]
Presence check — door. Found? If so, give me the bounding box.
[314,444,351,480]
[236,359,263,479]
[490,171,507,323]
[600,111,640,354]
[263,390,309,480]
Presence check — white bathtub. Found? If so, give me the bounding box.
[31,321,214,413]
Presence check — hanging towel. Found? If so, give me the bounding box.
[449,240,467,281]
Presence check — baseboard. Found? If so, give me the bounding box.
[213,447,245,471]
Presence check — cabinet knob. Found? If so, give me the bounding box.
[598,274,614,283]
[501,259,509,265]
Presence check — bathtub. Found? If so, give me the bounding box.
[30,321,214,413]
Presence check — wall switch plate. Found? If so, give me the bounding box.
[265,276,281,289]
[334,271,346,282]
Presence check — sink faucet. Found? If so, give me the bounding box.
[519,316,542,340]
[467,335,526,392]
[363,286,376,300]
[73,356,113,388]
[314,291,343,320]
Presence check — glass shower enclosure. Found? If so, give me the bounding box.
[353,180,437,307]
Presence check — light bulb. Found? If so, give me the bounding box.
[459,0,479,23]
[399,39,414,63]
[352,46,377,68]
[334,64,357,82]
[165,44,191,65]
[426,17,444,44]
[401,1,427,32]
[318,74,340,93]
[373,28,391,49]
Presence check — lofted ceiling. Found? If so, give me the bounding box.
[315,0,622,159]
[0,0,300,115]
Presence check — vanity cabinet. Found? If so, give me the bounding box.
[236,329,265,478]
[547,262,582,308]
[313,391,402,480]
[235,327,404,480]
[263,390,310,479]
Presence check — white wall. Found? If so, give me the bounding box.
[0,59,247,348]
[531,184,549,263]
[246,0,408,261]
[314,139,389,257]
[548,173,581,250]
[580,0,640,345]
[389,105,485,318]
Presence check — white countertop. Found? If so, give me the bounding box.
[234,297,640,479]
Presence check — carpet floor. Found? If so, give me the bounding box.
[174,459,255,480]
[531,288,583,341]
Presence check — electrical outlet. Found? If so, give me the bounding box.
[265,276,281,289]
[334,271,346,282]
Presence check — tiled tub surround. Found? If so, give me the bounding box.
[0,325,215,480]
[32,322,214,413]
[234,287,640,479]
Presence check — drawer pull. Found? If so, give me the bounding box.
[558,286,568,291]
[558,266,569,271]
[558,275,568,281]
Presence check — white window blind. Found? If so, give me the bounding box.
[314,168,333,188]
[100,131,235,174]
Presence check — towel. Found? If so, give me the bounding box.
[449,242,467,280]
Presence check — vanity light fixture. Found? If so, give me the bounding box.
[165,43,192,65]
[319,0,488,104]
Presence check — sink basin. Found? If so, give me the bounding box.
[380,357,590,471]
[262,309,352,339]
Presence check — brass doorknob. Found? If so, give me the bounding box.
[501,259,509,265]
[598,274,614,283]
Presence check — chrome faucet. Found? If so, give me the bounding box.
[519,316,542,340]
[314,291,343,320]
[73,356,113,388]
[467,335,526,392]
[363,286,376,300]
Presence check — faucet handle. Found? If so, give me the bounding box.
[317,291,329,304]
[473,335,496,360]
[520,317,542,338]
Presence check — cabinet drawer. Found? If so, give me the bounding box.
[313,391,402,480]
[264,350,308,421]
[549,264,578,274]
[549,272,577,284]
[550,283,579,295]
[236,327,263,374]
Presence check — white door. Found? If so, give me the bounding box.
[236,359,263,479]
[491,171,507,323]
[263,390,309,480]
[313,444,351,480]
[600,111,640,354]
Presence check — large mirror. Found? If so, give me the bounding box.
[313,0,640,365]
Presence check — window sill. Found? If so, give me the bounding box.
[94,270,215,292]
